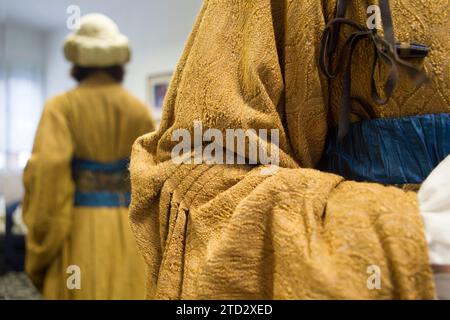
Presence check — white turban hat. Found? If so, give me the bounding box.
[64,13,131,67]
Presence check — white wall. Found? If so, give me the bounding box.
[44,0,204,118]
[0,23,47,204]
[0,0,203,204]
[44,30,74,98]
[4,23,46,66]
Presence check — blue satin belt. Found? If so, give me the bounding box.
[72,158,130,172]
[72,158,131,207]
[320,113,450,184]
[73,191,131,208]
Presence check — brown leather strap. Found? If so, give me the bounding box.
[433,265,450,274]
[319,0,429,140]
[327,0,348,56]
[379,0,395,46]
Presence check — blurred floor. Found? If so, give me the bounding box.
[435,274,450,300]
[0,272,41,300]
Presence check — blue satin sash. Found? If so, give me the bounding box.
[320,113,450,184]
[72,158,131,207]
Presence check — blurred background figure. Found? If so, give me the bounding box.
[22,13,155,299]
[0,0,202,299]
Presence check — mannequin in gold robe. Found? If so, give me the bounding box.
[129,0,449,299]
[23,14,155,299]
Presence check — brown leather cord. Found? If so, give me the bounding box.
[379,0,395,45]
[433,265,450,274]
[319,0,429,140]
[393,183,421,192]
[327,0,348,56]
[347,96,378,120]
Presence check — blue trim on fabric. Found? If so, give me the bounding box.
[320,113,450,184]
[74,192,131,208]
[72,158,129,172]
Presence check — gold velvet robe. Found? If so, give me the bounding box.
[129,0,449,299]
[23,73,155,299]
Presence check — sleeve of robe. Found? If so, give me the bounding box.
[129,0,435,300]
[23,96,75,290]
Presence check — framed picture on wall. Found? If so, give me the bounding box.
[147,72,173,120]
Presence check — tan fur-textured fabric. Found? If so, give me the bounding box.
[130,0,449,299]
